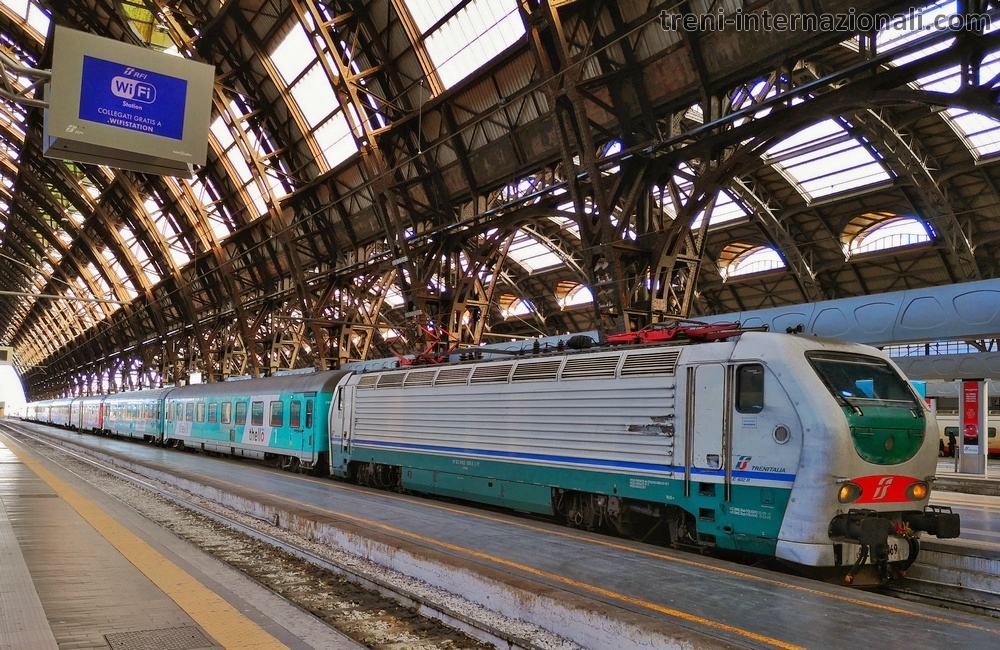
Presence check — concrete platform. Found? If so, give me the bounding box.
[0,436,360,650]
[11,421,1000,650]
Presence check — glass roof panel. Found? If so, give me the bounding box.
[764,119,891,200]
[0,0,49,38]
[270,22,313,84]
[877,1,1000,159]
[507,229,562,272]
[408,0,463,31]
[291,63,340,127]
[314,110,358,170]
[875,0,955,65]
[409,0,524,89]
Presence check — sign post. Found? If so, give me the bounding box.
[958,379,989,475]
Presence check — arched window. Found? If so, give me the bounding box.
[719,244,785,280]
[555,281,593,309]
[498,293,534,319]
[848,216,931,256]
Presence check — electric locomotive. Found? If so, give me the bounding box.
[330,328,959,585]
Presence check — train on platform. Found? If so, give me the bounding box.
[936,412,1000,457]
[22,325,960,585]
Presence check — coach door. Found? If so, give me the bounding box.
[331,383,355,455]
[687,363,731,493]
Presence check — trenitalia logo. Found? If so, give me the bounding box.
[850,475,915,504]
[872,477,894,500]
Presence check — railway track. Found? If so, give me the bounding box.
[0,422,578,650]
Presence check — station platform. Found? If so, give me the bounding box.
[4,421,1000,650]
[0,435,359,650]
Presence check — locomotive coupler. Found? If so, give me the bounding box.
[829,509,894,546]
[830,509,897,583]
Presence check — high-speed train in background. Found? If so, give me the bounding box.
[22,325,960,585]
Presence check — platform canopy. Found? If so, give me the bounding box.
[1,0,999,398]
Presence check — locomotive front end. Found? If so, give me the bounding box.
[804,350,960,584]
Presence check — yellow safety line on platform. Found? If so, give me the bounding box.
[3,438,288,650]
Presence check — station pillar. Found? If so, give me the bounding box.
[957,379,989,475]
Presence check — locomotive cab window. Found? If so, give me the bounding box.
[806,352,918,408]
[736,364,764,413]
[235,401,247,425]
[269,401,283,427]
[251,401,264,426]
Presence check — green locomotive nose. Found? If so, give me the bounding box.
[844,406,925,464]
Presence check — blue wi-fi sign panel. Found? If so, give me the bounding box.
[78,56,188,141]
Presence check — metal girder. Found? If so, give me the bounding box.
[852,107,982,282]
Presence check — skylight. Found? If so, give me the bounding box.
[876,1,1000,159]
[652,164,750,228]
[405,0,524,90]
[764,119,892,200]
[507,229,563,272]
[1,0,50,37]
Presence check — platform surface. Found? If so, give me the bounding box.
[0,434,360,650]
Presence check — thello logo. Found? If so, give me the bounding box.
[872,476,894,500]
[111,74,156,103]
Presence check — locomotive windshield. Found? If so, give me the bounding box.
[805,352,919,409]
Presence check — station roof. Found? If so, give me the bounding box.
[1,0,999,397]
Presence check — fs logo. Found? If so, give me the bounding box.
[872,476,894,500]
[111,75,156,103]
[735,455,751,470]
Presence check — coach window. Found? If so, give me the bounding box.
[185,402,195,421]
[736,364,765,413]
[166,403,173,421]
[305,400,314,428]
[208,402,218,423]
[221,402,232,424]
[235,401,247,425]
[289,400,301,428]
[270,401,283,427]
[251,401,264,426]
[196,402,206,422]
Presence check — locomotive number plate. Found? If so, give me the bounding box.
[842,536,910,564]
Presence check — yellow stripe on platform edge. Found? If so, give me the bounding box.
[4,438,289,650]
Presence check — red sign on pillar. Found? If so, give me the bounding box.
[962,380,980,442]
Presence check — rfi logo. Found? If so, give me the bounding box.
[111,76,156,103]
[872,476,894,500]
[735,455,751,470]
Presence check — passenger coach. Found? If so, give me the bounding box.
[163,370,349,473]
